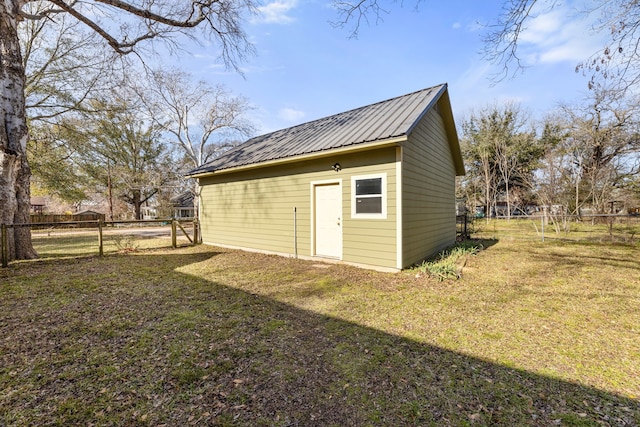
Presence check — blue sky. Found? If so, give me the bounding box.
[165,0,608,135]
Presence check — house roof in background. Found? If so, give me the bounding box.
[189,84,461,176]
[170,192,194,207]
[76,210,104,216]
[31,196,47,206]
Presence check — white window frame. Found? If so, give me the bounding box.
[351,173,387,219]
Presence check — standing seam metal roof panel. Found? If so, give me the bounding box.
[189,84,446,174]
[372,94,424,138]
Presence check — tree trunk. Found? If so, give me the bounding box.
[1,3,38,261]
[107,160,114,221]
[505,180,511,220]
[133,189,142,220]
[483,164,491,224]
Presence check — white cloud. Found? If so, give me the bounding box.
[518,9,564,45]
[517,3,605,65]
[253,1,298,24]
[456,61,492,92]
[278,107,305,122]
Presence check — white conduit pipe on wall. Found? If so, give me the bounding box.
[293,207,298,258]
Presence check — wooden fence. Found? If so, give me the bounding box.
[1,219,199,268]
[30,213,105,228]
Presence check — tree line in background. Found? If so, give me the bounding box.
[22,0,640,226]
[23,6,254,221]
[2,0,259,261]
[458,87,640,220]
[336,0,640,218]
[3,0,640,261]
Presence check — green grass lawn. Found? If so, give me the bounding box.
[1,222,638,426]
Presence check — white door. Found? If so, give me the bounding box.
[314,183,342,258]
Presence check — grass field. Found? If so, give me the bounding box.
[472,216,640,244]
[29,224,194,258]
[1,221,638,426]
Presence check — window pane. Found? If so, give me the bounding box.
[356,178,382,195]
[356,197,382,214]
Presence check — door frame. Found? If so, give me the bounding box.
[310,179,342,259]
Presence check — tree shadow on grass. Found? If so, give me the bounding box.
[475,238,499,251]
[0,249,638,426]
[535,243,640,270]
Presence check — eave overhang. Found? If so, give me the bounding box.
[187,136,408,179]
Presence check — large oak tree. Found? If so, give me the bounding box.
[554,89,640,214]
[0,0,256,261]
[71,98,173,220]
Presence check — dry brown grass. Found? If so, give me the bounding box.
[1,223,638,426]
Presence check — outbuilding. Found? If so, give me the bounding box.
[188,84,464,271]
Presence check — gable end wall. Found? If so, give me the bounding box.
[401,107,457,267]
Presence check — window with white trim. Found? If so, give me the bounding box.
[351,173,387,219]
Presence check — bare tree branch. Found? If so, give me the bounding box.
[481,0,552,82]
[140,68,255,170]
[483,0,640,92]
[21,3,123,121]
[330,0,424,39]
[21,0,257,70]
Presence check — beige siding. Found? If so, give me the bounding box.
[401,105,457,267]
[198,148,398,269]
[342,150,397,269]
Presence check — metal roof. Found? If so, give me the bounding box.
[189,84,448,176]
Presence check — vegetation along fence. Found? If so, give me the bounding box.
[1,219,199,268]
[472,214,639,244]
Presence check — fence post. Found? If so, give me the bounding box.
[171,220,177,248]
[464,214,469,238]
[1,224,8,268]
[192,218,198,246]
[98,220,104,256]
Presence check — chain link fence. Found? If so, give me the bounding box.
[2,219,199,267]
